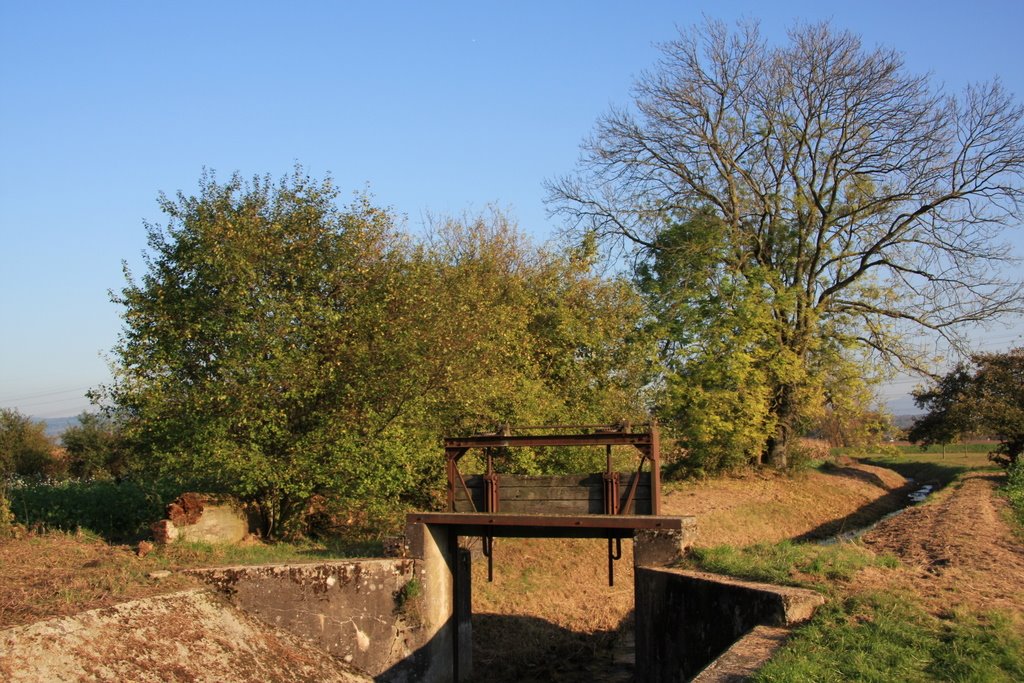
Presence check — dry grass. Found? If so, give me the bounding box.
[0,530,372,630]
[0,530,197,629]
[660,461,908,546]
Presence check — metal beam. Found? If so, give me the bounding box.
[444,432,653,449]
[407,512,689,539]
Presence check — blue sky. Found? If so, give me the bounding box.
[2,1,1023,417]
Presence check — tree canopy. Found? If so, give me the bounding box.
[909,348,1024,467]
[61,412,127,480]
[0,409,56,478]
[548,19,1024,467]
[103,169,653,536]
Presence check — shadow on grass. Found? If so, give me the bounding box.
[793,478,915,543]
[472,611,633,683]
[853,456,975,487]
[793,455,997,543]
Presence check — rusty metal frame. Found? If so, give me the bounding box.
[443,422,662,516]
[442,422,662,586]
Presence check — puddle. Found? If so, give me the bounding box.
[908,484,933,503]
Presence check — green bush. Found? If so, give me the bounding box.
[7,479,178,542]
[1006,458,1024,526]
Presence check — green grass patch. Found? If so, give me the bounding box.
[834,442,996,457]
[895,442,996,455]
[755,592,1024,682]
[852,450,995,487]
[684,540,898,589]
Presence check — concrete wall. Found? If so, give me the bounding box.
[0,590,371,683]
[190,559,435,682]
[404,521,472,682]
[634,568,823,682]
[189,523,470,683]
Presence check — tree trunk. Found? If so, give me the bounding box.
[765,384,798,469]
[766,430,788,468]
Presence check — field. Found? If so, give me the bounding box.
[2,449,1022,681]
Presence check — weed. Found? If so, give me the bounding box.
[1004,459,1024,529]
[0,484,14,538]
[8,479,178,542]
[394,578,422,610]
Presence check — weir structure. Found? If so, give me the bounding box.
[405,423,696,681]
[0,421,823,682]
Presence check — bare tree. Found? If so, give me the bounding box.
[548,20,1024,467]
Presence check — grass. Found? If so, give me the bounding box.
[852,449,995,488]
[150,536,383,567]
[750,449,1024,682]
[684,539,899,590]
[0,528,382,629]
[834,442,998,457]
[755,592,1024,682]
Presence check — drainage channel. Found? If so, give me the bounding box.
[819,480,935,545]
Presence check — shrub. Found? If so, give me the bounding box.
[1006,458,1024,526]
[7,479,178,542]
[0,485,14,538]
[0,409,61,479]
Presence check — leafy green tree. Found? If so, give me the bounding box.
[421,213,654,432]
[61,412,127,479]
[105,170,654,537]
[104,168,430,536]
[909,348,1024,467]
[549,19,1024,468]
[0,408,57,478]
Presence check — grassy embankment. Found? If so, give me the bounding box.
[686,535,1024,682]
[0,528,377,630]
[0,479,381,629]
[682,448,1024,682]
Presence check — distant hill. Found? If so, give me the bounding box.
[41,416,79,437]
[892,414,921,431]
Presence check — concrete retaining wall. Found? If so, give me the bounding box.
[634,568,824,681]
[189,558,443,682]
[0,590,371,683]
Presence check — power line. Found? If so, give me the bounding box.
[0,385,95,402]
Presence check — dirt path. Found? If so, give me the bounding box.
[859,472,1024,618]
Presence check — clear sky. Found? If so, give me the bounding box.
[2,1,1023,418]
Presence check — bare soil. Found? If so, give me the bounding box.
[857,471,1024,620]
